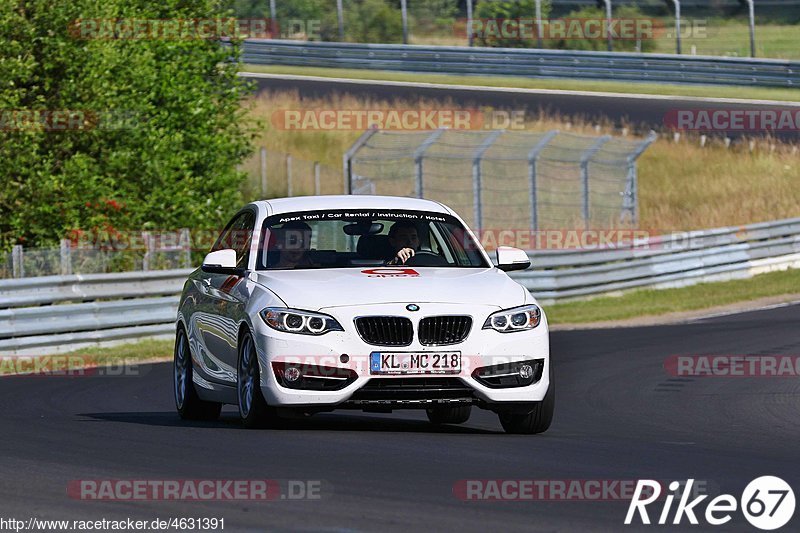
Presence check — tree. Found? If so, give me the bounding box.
[0,0,256,250]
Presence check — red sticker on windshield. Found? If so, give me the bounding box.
[361,268,419,278]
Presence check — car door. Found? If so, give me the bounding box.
[192,210,256,385]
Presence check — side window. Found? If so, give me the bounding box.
[212,211,256,268]
[232,212,255,268]
[211,219,236,254]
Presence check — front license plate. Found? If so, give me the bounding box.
[369,352,461,375]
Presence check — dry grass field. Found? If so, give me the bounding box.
[246,90,800,231]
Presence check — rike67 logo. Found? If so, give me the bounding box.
[626,477,795,530]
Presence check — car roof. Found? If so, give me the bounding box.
[257,195,453,216]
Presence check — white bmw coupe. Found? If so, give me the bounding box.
[174,195,553,434]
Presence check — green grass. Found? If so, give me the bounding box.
[546,267,800,324]
[405,19,800,60]
[241,63,800,104]
[66,338,173,361]
[0,339,173,376]
[650,22,800,60]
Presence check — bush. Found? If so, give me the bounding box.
[474,0,552,48]
[410,0,459,37]
[318,0,403,43]
[472,2,656,53]
[545,6,657,53]
[0,0,256,251]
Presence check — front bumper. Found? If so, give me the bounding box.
[251,302,550,409]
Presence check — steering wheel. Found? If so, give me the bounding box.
[405,250,448,267]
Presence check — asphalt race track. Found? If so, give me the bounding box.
[245,73,800,141]
[1,304,799,531]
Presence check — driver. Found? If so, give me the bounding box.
[386,221,420,265]
[272,221,317,269]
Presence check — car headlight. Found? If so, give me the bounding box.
[260,308,343,335]
[482,304,541,333]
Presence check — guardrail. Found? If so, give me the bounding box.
[0,270,192,355]
[523,217,800,301]
[2,217,800,354]
[241,40,800,88]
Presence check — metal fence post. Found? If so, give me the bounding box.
[526,130,558,232]
[314,162,321,195]
[260,147,268,198]
[60,239,72,276]
[746,0,756,57]
[343,127,380,194]
[142,232,152,271]
[466,0,474,47]
[579,135,611,229]
[603,0,613,52]
[269,0,277,37]
[400,0,408,44]
[286,154,293,196]
[414,129,445,198]
[624,131,657,226]
[671,0,682,54]
[623,164,638,227]
[342,156,350,195]
[336,0,345,42]
[11,245,24,279]
[535,0,543,48]
[472,130,504,233]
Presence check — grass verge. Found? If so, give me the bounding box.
[241,64,800,103]
[409,22,800,61]
[0,339,173,376]
[546,267,800,324]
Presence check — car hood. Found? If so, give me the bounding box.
[252,267,528,310]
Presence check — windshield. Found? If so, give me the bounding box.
[257,209,488,270]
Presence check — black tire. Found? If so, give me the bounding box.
[498,363,555,435]
[174,327,222,421]
[426,404,472,425]
[237,331,281,429]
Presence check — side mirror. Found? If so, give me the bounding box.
[201,249,240,275]
[496,246,531,272]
